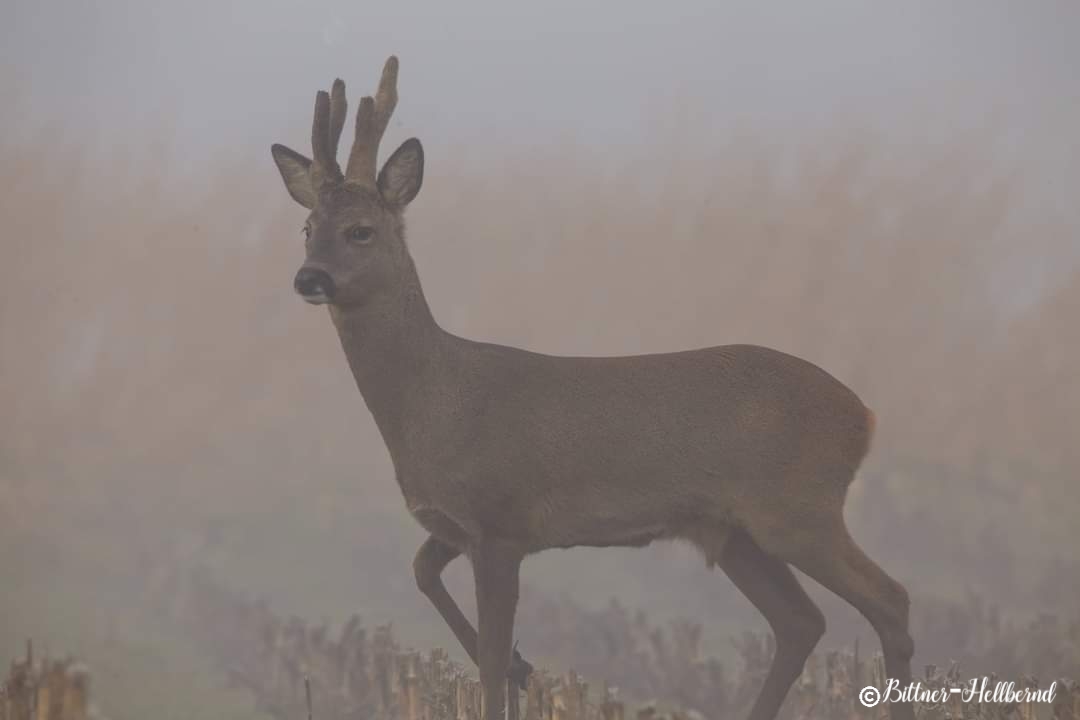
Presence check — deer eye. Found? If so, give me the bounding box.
[347,225,374,244]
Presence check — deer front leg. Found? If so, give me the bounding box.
[413,536,533,689]
[472,539,523,720]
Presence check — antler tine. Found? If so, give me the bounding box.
[345,56,400,187]
[310,90,339,188]
[327,79,348,164]
[372,55,399,140]
[346,96,376,182]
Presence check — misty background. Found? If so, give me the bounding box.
[2,1,1079,718]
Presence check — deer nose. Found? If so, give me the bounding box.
[294,267,335,303]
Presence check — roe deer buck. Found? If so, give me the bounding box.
[271,56,915,720]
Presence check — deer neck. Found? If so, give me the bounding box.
[328,256,448,461]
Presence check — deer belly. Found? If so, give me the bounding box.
[527,492,674,550]
[562,518,670,549]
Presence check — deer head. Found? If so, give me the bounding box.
[271,56,424,308]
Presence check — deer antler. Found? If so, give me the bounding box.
[309,85,344,189]
[327,78,348,166]
[345,55,399,187]
[303,56,398,192]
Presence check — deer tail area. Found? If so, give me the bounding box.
[860,404,877,463]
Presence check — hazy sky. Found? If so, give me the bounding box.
[5,0,1078,164]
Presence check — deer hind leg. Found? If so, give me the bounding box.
[712,528,825,720]
[766,518,915,720]
[413,536,533,689]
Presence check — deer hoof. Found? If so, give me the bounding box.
[508,649,534,690]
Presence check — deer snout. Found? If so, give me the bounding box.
[294,267,335,304]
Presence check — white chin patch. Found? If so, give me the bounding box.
[301,293,331,305]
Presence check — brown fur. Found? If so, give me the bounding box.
[271,57,914,720]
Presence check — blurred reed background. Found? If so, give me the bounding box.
[2,2,1078,718]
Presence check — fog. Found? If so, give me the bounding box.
[6,2,1078,152]
[2,2,1079,718]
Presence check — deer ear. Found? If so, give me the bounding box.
[271,144,317,209]
[377,138,424,207]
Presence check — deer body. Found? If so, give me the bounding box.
[273,57,914,720]
[339,301,869,556]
